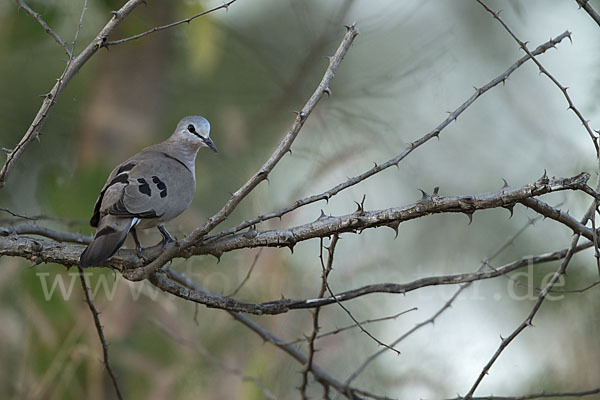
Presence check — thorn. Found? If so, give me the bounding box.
[323,87,332,96]
[465,211,474,225]
[566,31,573,44]
[316,210,327,222]
[292,110,306,119]
[539,169,548,183]
[288,244,295,254]
[373,161,378,169]
[387,221,400,239]
[501,178,509,188]
[419,189,432,201]
[433,187,439,196]
[110,10,119,17]
[242,225,258,239]
[499,334,505,341]
[525,318,534,327]
[354,201,363,214]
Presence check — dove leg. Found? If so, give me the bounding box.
[157,225,176,249]
[130,228,144,257]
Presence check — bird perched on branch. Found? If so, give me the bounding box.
[79,115,217,268]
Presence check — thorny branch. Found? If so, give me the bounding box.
[200,30,573,245]
[0,173,593,271]
[123,23,360,281]
[104,0,239,47]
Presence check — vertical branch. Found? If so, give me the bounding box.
[300,236,338,398]
[77,266,123,400]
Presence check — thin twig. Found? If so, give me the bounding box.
[227,249,262,297]
[286,308,417,346]
[0,225,91,244]
[123,23,360,281]
[300,236,337,399]
[476,0,599,155]
[71,0,88,58]
[320,235,402,356]
[15,0,73,58]
[0,207,37,221]
[77,265,123,400]
[104,0,239,47]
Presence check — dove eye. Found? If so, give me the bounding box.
[187,124,196,133]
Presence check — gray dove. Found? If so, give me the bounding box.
[79,115,217,268]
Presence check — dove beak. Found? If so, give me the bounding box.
[203,137,218,153]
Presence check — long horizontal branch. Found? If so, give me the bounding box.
[0,172,593,271]
[184,172,592,258]
[146,240,592,315]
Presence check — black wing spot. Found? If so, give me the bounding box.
[152,176,168,198]
[117,162,136,174]
[137,178,151,196]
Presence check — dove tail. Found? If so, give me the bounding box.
[80,218,135,268]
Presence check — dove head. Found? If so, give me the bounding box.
[172,115,217,153]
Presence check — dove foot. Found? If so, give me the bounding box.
[158,225,176,251]
[131,228,145,258]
